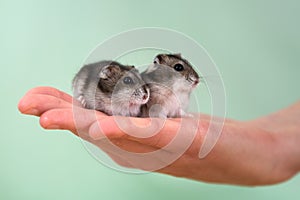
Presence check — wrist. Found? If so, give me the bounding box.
[277,132,300,177]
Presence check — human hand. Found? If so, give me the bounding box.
[18,87,300,186]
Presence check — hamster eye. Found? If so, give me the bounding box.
[174,63,184,71]
[123,76,134,84]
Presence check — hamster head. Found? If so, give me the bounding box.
[153,53,200,88]
[97,63,150,116]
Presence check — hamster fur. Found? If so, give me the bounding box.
[141,54,199,118]
[72,60,150,116]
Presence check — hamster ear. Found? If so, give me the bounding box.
[174,53,182,58]
[129,65,135,70]
[99,65,120,79]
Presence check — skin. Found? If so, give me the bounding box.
[18,87,300,186]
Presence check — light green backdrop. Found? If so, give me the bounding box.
[1,0,299,199]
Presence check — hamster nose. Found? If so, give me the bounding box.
[191,78,199,88]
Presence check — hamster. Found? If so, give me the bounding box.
[72,60,150,116]
[141,54,199,118]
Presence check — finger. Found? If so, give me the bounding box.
[18,94,74,116]
[39,108,78,134]
[88,116,203,150]
[89,116,175,140]
[39,107,107,135]
[25,86,73,103]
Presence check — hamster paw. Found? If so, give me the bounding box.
[77,95,87,108]
[179,110,194,118]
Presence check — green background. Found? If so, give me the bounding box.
[1,0,300,199]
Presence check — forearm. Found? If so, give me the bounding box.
[249,101,300,177]
[278,131,300,175]
[213,122,294,185]
[249,101,300,133]
[158,120,290,186]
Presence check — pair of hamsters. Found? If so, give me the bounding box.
[72,54,199,118]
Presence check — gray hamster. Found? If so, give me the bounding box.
[141,54,199,118]
[72,60,150,116]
